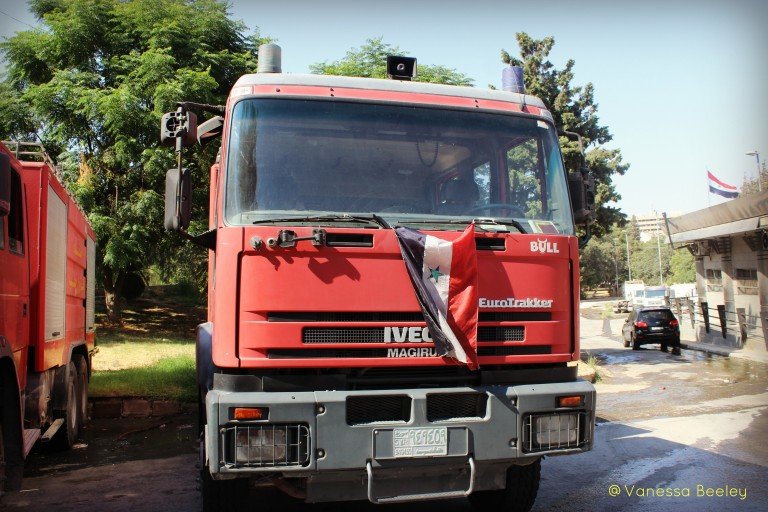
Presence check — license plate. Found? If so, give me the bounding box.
[651,327,663,331]
[392,427,448,458]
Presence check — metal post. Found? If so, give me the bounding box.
[655,211,663,285]
[747,151,762,192]
[625,232,632,281]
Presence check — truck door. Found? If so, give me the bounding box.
[0,167,30,361]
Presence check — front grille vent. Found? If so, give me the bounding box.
[270,312,424,322]
[478,346,551,356]
[303,328,384,344]
[427,393,487,421]
[346,395,411,425]
[478,326,525,342]
[269,345,551,359]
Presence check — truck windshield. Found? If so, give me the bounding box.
[225,99,574,234]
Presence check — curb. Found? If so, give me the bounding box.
[679,342,731,357]
[88,397,193,419]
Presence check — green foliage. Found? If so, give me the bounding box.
[580,236,622,290]
[628,237,673,286]
[0,0,265,320]
[502,33,629,237]
[668,248,696,284]
[90,355,196,401]
[310,37,474,86]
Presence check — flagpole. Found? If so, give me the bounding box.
[706,168,711,207]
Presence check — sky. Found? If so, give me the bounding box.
[0,0,766,218]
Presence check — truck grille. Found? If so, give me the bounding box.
[346,395,411,425]
[427,393,487,421]
[304,328,384,343]
[478,326,525,342]
[222,423,310,468]
[302,326,525,344]
[270,311,551,322]
[271,312,424,322]
[268,346,550,358]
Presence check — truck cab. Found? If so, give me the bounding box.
[163,47,597,512]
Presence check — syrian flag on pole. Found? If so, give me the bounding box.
[394,223,479,370]
[707,171,739,199]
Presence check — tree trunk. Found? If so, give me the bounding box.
[102,268,126,325]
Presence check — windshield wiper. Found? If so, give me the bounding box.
[473,217,528,234]
[252,214,391,229]
[399,218,527,234]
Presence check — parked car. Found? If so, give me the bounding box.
[622,307,681,353]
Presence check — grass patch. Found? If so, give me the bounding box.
[90,355,196,402]
[583,354,603,383]
[90,284,202,400]
[94,332,194,371]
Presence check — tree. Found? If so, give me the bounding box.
[668,248,696,284]
[580,237,621,291]
[629,238,673,285]
[310,37,473,86]
[501,33,629,237]
[0,0,264,322]
[740,161,767,197]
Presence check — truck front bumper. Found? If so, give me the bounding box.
[204,380,595,501]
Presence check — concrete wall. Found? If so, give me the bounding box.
[693,234,766,354]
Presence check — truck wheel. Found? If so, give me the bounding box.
[0,420,6,495]
[74,356,89,429]
[54,362,79,450]
[200,430,248,511]
[468,459,540,512]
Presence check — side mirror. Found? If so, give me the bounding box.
[569,169,595,225]
[160,107,198,148]
[0,153,10,217]
[164,168,191,231]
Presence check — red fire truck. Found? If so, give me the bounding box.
[162,45,597,511]
[0,141,96,494]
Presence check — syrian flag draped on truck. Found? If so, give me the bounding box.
[394,223,479,370]
[707,171,739,199]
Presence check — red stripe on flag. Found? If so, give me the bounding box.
[707,171,737,191]
[447,223,479,370]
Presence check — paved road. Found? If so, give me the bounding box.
[4,313,767,511]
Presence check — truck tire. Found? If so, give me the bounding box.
[53,362,79,450]
[73,355,89,429]
[468,459,541,512]
[0,371,24,493]
[0,419,6,496]
[200,436,249,511]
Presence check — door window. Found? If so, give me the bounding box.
[7,169,23,255]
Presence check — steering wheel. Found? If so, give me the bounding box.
[466,203,526,218]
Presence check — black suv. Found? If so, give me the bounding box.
[622,307,681,353]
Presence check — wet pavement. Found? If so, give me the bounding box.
[3,309,767,511]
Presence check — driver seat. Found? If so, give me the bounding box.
[437,177,479,215]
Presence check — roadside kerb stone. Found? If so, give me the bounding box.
[89,398,190,419]
[123,399,152,417]
[90,399,122,419]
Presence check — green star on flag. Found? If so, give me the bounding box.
[429,266,443,283]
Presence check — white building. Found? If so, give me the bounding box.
[635,212,680,242]
[666,192,767,354]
